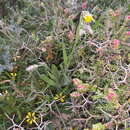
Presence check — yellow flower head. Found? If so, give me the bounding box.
[26,112,36,125]
[54,93,65,103]
[82,11,94,23]
[10,73,17,77]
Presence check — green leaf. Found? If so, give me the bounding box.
[48,71,56,81]
[62,43,68,67]
[17,110,22,120]
[41,74,56,86]
[51,64,60,78]
[125,128,130,130]
[128,4,130,11]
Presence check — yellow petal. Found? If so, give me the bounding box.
[32,119,36,122]
[10,73,17,77]
[54,97,58,100]
[29,120,33,125]
[54,95,59,100]
[83,15,94,23]
[14,73,17,76]
[60,99,64,102]
[27,112,31,117]
[10,73,13,76]
[56,94,59,97]
[26,119,30,122]
[26,115,30,119]
[32,112,35,116]
[62,96,65,98]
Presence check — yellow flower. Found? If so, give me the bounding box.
[10,73,17,77]
[54,93,65,103]
[83,15,94,23]
[26,112,36,125]
[82,11,94,23]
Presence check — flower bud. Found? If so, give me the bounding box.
[113,39,120,49]
[64,8,69,15]
[76,84,88,92]
[108,8,121,17]
[127,16,130,19]
[82,2,87,9]
[70,91,81,98]
[125,15,130,22]
[72,78,82,86]
[108,9,115,16]
[126,31,130,36]
[67,31,74,42]
[106,93,115,101]
[106,88,116,101]
[114,8,121,17]
[105,88,120,109]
